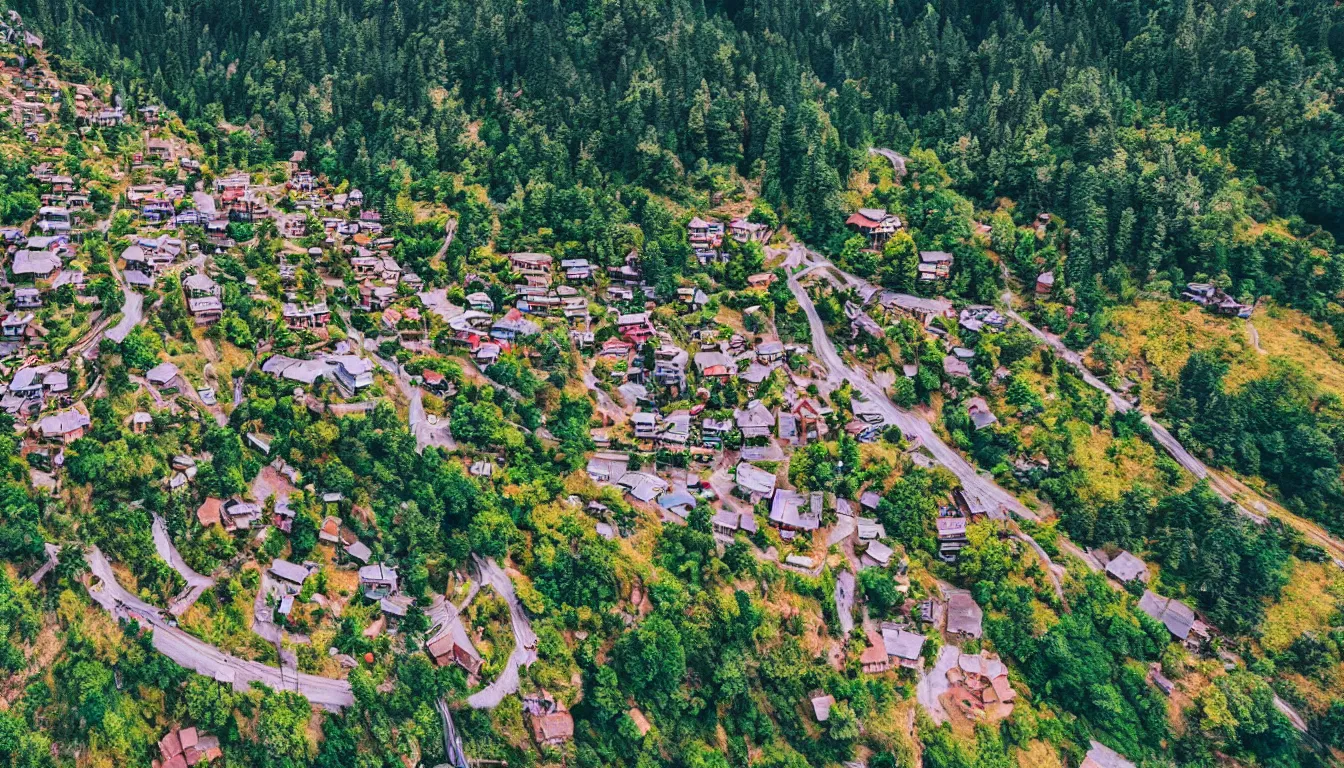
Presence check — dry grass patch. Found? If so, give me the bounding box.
[1260,560,1343,654]
[1016,739,1063,768]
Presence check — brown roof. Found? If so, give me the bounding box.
[426,635,455,663]
[196,497,222,527]
[529,711,574,744]
[159,731,183,759]
[991,674,1016,703]
[163,756,188,768]
[859,629,889,666]
[628,707,651,736]
[179,727,198,750]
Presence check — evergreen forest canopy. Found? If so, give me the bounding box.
[18,0,1344,319]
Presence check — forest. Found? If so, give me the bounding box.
[15,0,1344,318]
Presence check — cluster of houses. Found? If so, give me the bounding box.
[687,215,772,264]
[153,726,222,768]
[1181,282,1253,318]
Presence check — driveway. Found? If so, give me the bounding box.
[916,644,959,724]
[152,513,215,615]
[834,569,855,636]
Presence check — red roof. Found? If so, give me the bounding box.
[846,212,882,230]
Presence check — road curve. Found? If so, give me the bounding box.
[465,555,537,709]
[82,547,354,710]
[152,513,216,615]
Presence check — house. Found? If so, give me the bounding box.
[13,287,41,309]
[269,559,311,587]
[917,250,953,281]
[1138,591,1209,647]
[586,451,630,483]
[465,291,494,312]
[632,411,659,441]
[616,471,668,503]
[943,355,971,379]
[810,692,835,722]
[768,489,821,532]
[1081,741,1136,768]
[158,726,222,768]
[729,218,769,243]
[966,397,998,430]
[221,498,262,531]
[36,408,90,443]
[617,312,656,344]
[947,652,1016,717]
[936,516,969,560]
[490,311,540,341]
[146,361,180,388]
[1181,282,1252,318]
[734,400,774,439]
[687,216,724,248]
[527,709,574,747]
[734,461,777,501]
[711,509,758,537]
[426,633,484,675]
[860,629,892,673]
[862,539,894,568]
[945,591,984,639]
[358,563,399,599]
[282,302,331,330]
[756,340,785,363]
[1035,271,1055,296]
[881,293,954,327]
[560,258,591,281]
[509,252,554,276]
[1104,551,1149,584]
[331,356,374,392]
[845,207,901,250]
[881,625,925,669]
[652,346,688,390]
[12,249,61,280]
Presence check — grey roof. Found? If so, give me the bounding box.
[734,461,777,497]
[145,361,179,385]
[269,559,310,584]
[1105,551,1149,583]
[769,489,820,531]
[1138,590,1197,640]
[37,408,89,437]
[1082,741,1136,768]
[945,591,984,638]
[12,249,60,275]
[881,626,925,661]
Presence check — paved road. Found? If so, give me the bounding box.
[785,250,1065,602]
[834,569,855,636]
[1247,320,1266,355]
[83,547,353,710]
[104,251,144,344]
[868,147,908,182]
[374,353,456,453]
[466,556,537,709]
[786,257,1034,523]
[916,644,957,723]
[152,513,216,615]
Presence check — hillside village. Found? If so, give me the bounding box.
[2,9,1344,768]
